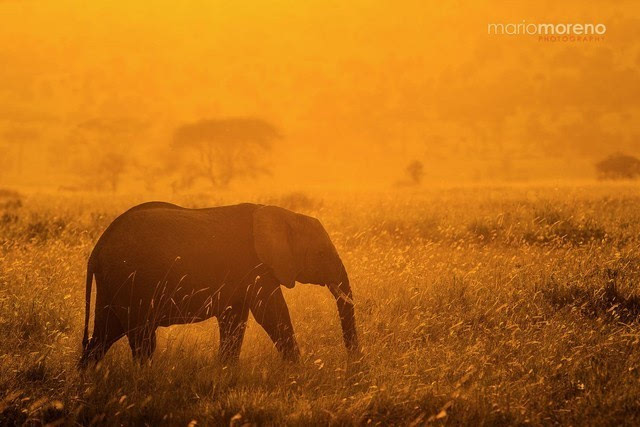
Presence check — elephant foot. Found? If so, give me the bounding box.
[276,339,301,363]
[78,337,113,370]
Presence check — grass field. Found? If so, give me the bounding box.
[2,183,640,425]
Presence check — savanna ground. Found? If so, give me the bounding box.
[2,183,640,426]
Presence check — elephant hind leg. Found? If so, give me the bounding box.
[217,305,249,365]
[127,327,157,365]
[250,286,300,363]
[79,308,124,369]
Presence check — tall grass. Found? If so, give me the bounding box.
[2,184,640,425]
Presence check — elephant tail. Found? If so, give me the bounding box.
[82,256,95,350]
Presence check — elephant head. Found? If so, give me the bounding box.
[253,205,360,355]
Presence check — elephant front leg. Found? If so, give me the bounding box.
[250,285,300,363]
[218,304,249,365]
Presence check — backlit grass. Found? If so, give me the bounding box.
[2,183,640,425]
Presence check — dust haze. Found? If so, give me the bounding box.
[2,0,639,191]
[3,1,640,426]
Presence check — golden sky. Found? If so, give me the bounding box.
[1,0,639,188]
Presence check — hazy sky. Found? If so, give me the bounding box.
[1,0,639,188]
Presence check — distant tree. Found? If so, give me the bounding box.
[595,153,640,180]
[97,151,127,192]
[405,160,425,185]
[171,118,280,189]
[394,160,425,187]
[66,117,146,191]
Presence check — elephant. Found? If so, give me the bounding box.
[79,201,360,367]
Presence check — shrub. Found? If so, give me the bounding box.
[595,153,640,180]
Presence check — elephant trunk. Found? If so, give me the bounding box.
[328,265,361,356]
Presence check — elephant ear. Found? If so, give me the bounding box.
[253,206,298,288]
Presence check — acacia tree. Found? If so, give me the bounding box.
[595,153,640,180]
[172,118,280,189]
